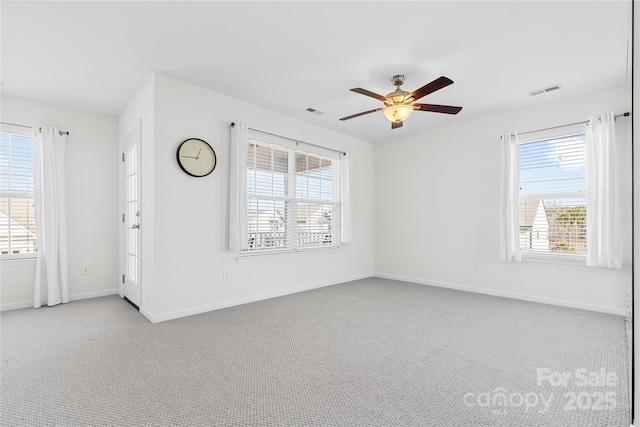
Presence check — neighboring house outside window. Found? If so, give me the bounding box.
[518,129,587,261]
[0,124,36,258]
[519,199,549,252]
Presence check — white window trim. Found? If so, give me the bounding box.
[1,253,37,265]
[236,245,340,263]
[516,124,588,266]
[1,124,37,260]
[521,252,586,266]
[238,128,342,258]
[518,123,585,145]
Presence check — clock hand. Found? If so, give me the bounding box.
[181,155,198,159]
[196,148,201,160]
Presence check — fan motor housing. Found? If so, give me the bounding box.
[384,89,412,106]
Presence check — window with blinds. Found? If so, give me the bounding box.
[245,131,339,253]
[0,124,37,257]
[518,129,587,257]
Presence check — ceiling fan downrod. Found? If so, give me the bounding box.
[391,74,406,89]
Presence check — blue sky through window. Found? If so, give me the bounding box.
[518,134,586,205]
[1,133,35,194]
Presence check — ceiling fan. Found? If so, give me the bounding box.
[339,75,462,129]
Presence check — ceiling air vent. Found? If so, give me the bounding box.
[306,107,324,116]
[529,84,561,97]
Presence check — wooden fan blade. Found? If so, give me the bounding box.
[350,88,387,102]
[391,121,403,129]
[408,76,454,101]
[339,108,384,121]
[414,103,462,115]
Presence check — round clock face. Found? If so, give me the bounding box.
[176,138,216,177]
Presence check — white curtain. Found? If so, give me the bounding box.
[340,150,352,243]
[34,126,69,308]
[229,121,248,251]
[586,112,622,268]
[499,132,521,262]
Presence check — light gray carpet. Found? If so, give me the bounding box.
[0,278,630,426]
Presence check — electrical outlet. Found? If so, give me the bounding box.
[471,260,479,271]
[223,270,230,280]
[82,264,90,275]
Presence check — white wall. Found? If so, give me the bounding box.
[124,74,374,322]
[374,85,632,314]
[0,94,119,308]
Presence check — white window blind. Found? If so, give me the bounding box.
[246,142,289,249]
[245,130,339,253]
[0,124,36,257]
[518,126,587,257]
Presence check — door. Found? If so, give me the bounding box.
[122,125,141,308]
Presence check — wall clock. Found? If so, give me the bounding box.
[176,138,216,177]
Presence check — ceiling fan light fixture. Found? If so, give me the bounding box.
[383,103,413,123]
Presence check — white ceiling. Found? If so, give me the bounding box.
[1,1,631,143]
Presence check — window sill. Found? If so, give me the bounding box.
[521,252,586,266]
[236,246,340,263]
[1,255,37,267]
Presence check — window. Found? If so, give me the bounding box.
[0,124,36,257]
[244,130,340,253]
[518,127,587,259]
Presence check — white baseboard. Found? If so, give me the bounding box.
[70,289,120,302]
[374,272,627,317]
[0,300,33,311]
[145,273,373,324]
[1,288,120,312]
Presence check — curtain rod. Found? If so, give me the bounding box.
[506,112,631,138]
[518,120,588,137]
[1,122,70,136]
[231,122,346,156]
[0,121,32,129]
[39,127,69,136]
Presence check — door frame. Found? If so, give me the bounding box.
[121,121,142,309]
